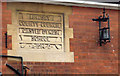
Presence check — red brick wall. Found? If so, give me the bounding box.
[2,2,12,55]
[118,7,120,74]
[2,2,12,74]
[0,0,2,73]
[1,3,119,75]
[69,7,118,74]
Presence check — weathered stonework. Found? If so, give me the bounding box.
[7,3,74,62]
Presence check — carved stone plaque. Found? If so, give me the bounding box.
[17,11,64,51]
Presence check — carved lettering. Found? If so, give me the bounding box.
[19,43,62,50]
[29,14,54,21]
[19,20,62,28]
[31,36,50,42]
[18,11,64,51]
[19,28,62,35]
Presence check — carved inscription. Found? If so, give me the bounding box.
[18,12,64,51]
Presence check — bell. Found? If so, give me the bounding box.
[102,28,109,40]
